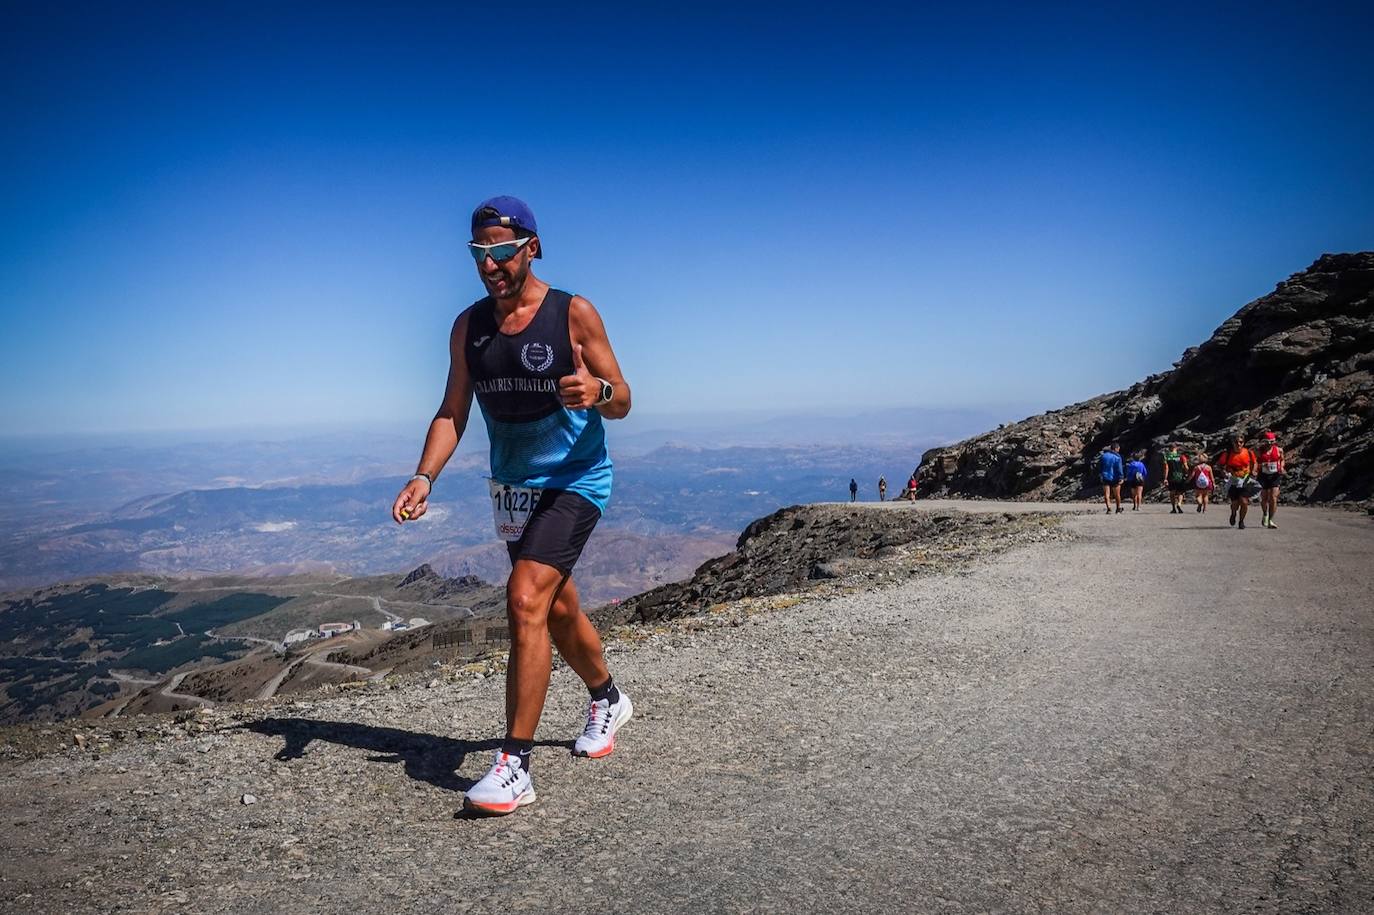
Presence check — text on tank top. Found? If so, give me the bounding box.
[465,288,574,422]
[461,288,613,510]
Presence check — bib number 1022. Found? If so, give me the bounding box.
[494,487,535,515]
[487,479,542,542]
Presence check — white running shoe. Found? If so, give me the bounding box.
[573,690,633,759]
[463,751,536,815]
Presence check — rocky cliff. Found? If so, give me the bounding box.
[602,503,1068,624]
[915,253,1374,502]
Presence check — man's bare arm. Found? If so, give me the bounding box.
[391,309,475,523]
[567,295,631,419]
[418,311,476,474]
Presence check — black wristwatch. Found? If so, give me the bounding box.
[595,378,614,406]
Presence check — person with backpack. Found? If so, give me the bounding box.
[1188,452,1214,513]
[1214,433,1259,529]
[1162,443,1191,514]
[1257,430,1286,529]
[1124,451,1148,511]
[1098,442,1125,514]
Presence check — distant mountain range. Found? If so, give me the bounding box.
[917,253,1374,503]
[0,442,940,594]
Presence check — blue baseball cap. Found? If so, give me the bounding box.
[471,195,542,258]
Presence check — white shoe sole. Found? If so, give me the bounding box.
[463,787,537,816]
[574,694,634,759]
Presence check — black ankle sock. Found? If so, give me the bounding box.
[499,737,533,772]
[589,676,620,705]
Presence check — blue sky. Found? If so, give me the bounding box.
[2,2,1371,437]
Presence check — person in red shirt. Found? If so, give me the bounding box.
[1257,430,1286,529]
[1214,433,1258,529]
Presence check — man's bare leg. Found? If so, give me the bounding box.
[548,576,610,689]
[504,559,565,740]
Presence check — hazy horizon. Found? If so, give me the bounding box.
[0,402,1046,456]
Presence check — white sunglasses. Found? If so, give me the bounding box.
[467,236,534,264]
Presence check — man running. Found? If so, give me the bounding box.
[878,476,887,501]
[391,196,633,816]
[1257,430,1285,529]
[1162,443,1190,514]
[1214,433,1258,530]
[849,478,858,502]
[1098,442,1124,514]
[1124,451,1147,511]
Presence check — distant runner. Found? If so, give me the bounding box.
[849,478,858,502]
[1214,434,1258,530]
[1098,443,1124,514]
[1258,430,1285,529]
[1162,443,1191,514]
[905,472,918,501]
[878,476,887,502]
[391,196,633,816]
[1189,453,1214,513]
[1124,451,1147,511]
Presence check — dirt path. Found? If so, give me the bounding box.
[254,653,384,701]
[2,502,1371,913]
[158,671,214,708]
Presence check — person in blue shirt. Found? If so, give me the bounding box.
[1098,442,1125,514]
[1124,452,1148,511]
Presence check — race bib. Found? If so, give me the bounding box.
[1261,461,1280,474]
[488,480,542,542]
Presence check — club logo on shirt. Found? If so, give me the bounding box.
[520,342,555,373]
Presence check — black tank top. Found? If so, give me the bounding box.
[465,288,575,423]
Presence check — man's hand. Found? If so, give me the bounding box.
[391,477,431,524]
[559,344,600,410]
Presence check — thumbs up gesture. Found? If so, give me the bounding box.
[559,344,600,409]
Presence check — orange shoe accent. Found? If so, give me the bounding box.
[463,792,533,816]
[583,736,615,759]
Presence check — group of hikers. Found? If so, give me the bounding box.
[849,472,922,502]
[1098,431,1287,530]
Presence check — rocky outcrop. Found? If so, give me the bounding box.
[604,504,1068,624]
[916,253,1374,502]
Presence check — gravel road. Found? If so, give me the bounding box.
[2,502,1371,914]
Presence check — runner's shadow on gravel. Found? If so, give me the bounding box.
[243,718,570,793]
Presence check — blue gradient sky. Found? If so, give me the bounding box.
[3,3,1371,437]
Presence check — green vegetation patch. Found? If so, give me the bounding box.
[164,593,291,632]
[0,585,177,653]
[118,634,246,675]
